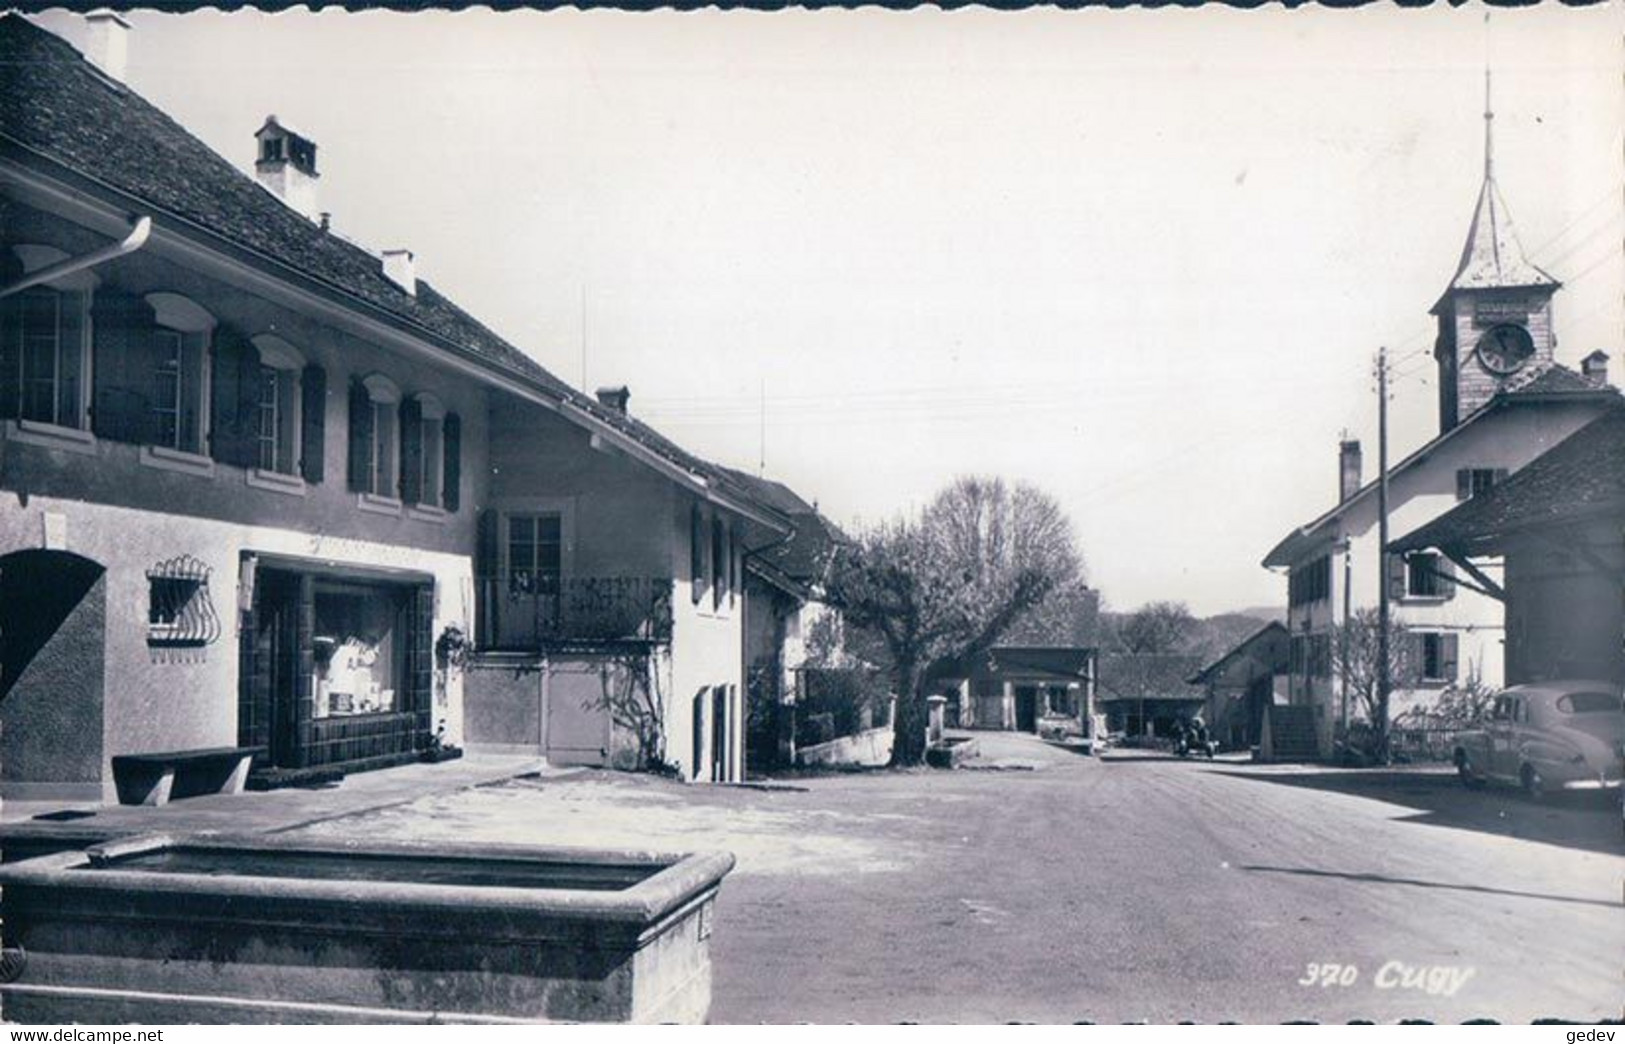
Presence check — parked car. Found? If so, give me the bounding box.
[1452,680,1625,797]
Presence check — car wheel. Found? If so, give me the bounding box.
[1455,751,1485,790]
[1520,763,1545,801]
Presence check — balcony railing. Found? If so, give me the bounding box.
[477,576,674,650]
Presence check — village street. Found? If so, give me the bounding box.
[290,734,1623,1024]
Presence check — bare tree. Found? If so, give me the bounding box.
[1114,600,1197,655]
[1330,607,1419,759]
[825,476,1082,766]
[1004,580,1101,647]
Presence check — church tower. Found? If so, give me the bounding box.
[1431,72,1560,433]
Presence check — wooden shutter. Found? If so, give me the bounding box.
[299,363,326,484]
[690,504,705,604]
[718,513,731,611]
[1439,557,1456,602]
[399,396,423,504]
[209,324,260,468]
[347,378,372,493]
[1441,633,1460,682]
[442,411,462,512]
[1386,553,1407,600]
[1455,469,1471,501]
[89,288,158,443]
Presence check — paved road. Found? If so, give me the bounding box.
[297,732,1623,1024]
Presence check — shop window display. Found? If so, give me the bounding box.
[312,583,406,718]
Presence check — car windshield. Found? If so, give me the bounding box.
[1555,691,1621,714]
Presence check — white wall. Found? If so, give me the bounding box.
[0,492,472,800]
[667,490,747,782]
[1281,399,1610,752]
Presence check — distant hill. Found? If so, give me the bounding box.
[1226,606,1285,624]
[1095,605,1283,668]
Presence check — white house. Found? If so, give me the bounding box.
[1261,89,1620,760]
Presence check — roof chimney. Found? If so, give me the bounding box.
[1581,350,1610,387]
[254,116,321,222]
[1338,438,1362,503]
[381,249,416,297]
[595,385,631,413]
[83,10,130,84]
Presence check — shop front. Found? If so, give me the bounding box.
[238,553,435,784]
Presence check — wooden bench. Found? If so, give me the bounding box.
[111,746,266,807]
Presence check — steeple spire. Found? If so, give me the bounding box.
[1482,11,1496,183]
[1434,36,1557,301]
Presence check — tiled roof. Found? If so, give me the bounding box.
[1498,359,1606,396]
[0,14,782,527]
[723,468,847,586]
[1440,175,1558,299]
[1097,653,1205,702]
[1389,410,1625,557]
[1187,620,1289,684]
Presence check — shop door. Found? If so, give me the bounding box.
[1015,686,1039,732]
[256,570,302,769]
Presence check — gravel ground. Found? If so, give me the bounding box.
[292,733,1625,1024]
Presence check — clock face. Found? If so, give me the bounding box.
[1475,323,1535,376]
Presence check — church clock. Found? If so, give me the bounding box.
[1475,323,1535,376]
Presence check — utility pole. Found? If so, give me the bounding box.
[1375,346,1392,761]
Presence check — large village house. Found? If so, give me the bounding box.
[1391,409,1625,691]
[1261,89,1621,761]
[0,12,789,802]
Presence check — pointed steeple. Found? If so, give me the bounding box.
[1440,67,1558,297]
[1430,46,1562,434]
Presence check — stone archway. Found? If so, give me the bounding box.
[0,548,107,800]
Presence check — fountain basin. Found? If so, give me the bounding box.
[0,833,734,1024]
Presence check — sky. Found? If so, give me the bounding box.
[32,5,1625,616]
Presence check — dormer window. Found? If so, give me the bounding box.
[261,137,285,163]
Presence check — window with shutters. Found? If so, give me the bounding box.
[690,503,708,605]
[506,513,563,600]
[711,515,727,611]
[1416,632,1458,685]
[249,335,303,477]
[145,293,213,457]
[1404,552,1450,599]
[357,374,400,500]
[1288,554,1331,608]
[2,246,95,433]
[410,394,445,509]
[16,287,88,428]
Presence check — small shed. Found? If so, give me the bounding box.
[1097,653,1206,741]
[931,646,1097,735]
[1186,622,1290,752]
